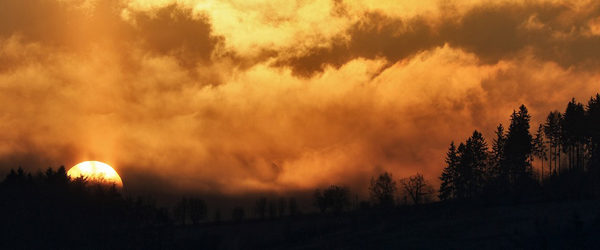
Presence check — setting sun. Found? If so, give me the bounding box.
[67,161,123,188]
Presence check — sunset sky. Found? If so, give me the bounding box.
[1,0,600,195]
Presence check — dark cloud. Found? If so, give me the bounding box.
[274,1,600,77]
[0,0,223,70]
[273,12,439,77]
[443,2,600,67]
[0,0,79,45]
[131,4,223,68]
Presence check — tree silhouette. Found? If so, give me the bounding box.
[0,166,170,248]
[503,105,534,188]
[490,124,506,179]
[400,173,434,205]
[3,167,27,187]
[439,142,458,201]
[562,99,586,171]
[438,97,600,203]
[533,124,548,179]
[545,111,562,175]
[369,172,397,208]
[324,185,350,214]
[313,185,350,214]
[456,131,488,200]
[587,94,600,171]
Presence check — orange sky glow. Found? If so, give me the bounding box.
[1,0,600,195]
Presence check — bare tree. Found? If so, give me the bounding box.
[313,185,350,214]
[369,172,397,208]
[400,173,434,205]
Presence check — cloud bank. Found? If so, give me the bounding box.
[1,0,599,195]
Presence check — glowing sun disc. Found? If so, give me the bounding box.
[68,161,123,187]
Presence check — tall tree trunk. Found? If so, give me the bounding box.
[552,144,555,175]
[552,145,558,174]
[557,144,562,174]
[541,156,544,181]
[576,144,579,170]
[577,143,583,170]
[570,147,573,171]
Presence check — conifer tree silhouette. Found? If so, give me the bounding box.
[562,99,585,171]
[534,124,547,179]
[545,111,562,175]
[439,142,458,201]
[504,105,534,188]
[456,131,488,199]
[587,94,600,171]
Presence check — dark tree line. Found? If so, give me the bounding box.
[314,185,350,214]
[310,171,435,214]
[174,196,207,225]
[0,167,171,249]
[439,94,600,203]
[254,196,299,219]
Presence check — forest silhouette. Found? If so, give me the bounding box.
[3,95,600,249]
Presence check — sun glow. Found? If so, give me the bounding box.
[68,161,124,187]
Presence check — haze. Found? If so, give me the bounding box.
[1,0,600,195]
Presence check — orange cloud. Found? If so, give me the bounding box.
[1,0,600,196]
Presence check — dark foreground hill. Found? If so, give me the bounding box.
[170,200,600,249]
[3,167,600,249]
[2,167,600,250]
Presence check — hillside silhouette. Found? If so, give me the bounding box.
[2,95,600,249]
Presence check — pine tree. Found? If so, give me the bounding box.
[533,124,547,180]
[504,105,533,187]
[461,130,488,199]
[587,94,600,171]
[562,99,586,171]
[454,143,468,199]
[490,124,506,180]
[545,111,562,175]
[439,142,458,201]
[446,131,489,201]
